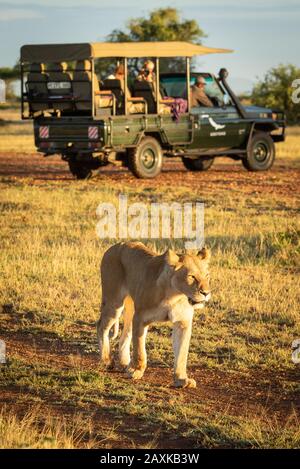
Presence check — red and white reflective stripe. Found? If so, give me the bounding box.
[39,126,49,139]
[88,126,98,140]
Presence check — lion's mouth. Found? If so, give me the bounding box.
[188,298,205,310]
[188,298,206,309]
[188,298,202,306]
[188,292,211,308]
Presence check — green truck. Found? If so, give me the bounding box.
[20,41,285,179]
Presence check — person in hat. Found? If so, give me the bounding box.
[191,76,214,107]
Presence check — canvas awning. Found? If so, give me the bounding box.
[21,42,233,62]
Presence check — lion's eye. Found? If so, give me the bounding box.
[188,275,196,282]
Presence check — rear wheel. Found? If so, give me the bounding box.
[182,157,214,171]
[67,153,102,180]
[242,132,275,171]
[68,160,92,180]
[128,137,163,178]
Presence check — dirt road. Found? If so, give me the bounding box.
[0,152,299,199]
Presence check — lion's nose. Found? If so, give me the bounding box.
[200,290,211,300]
[200,290,210,296]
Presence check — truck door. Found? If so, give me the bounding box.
[191,106,249,149]
[159,114,194,146]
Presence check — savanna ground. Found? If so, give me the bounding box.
[0,103,299,449]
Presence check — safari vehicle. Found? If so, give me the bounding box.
[20,42,286,179]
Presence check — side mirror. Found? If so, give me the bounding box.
[219,68,229,81]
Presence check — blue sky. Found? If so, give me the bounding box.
[0,0,299,93]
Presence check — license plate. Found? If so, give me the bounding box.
[47,82,71,90]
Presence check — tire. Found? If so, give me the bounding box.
[68,160,92,180]
[242,132,275,171]
[128,136,163,178]
[182,157,214,171]
[67,153,103,180]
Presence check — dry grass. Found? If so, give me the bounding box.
[0,104,21,122]
[0,104,299,448]
[0,406,96,449]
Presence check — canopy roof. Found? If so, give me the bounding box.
[21,42,233,62]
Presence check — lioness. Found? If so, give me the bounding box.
[97,241,211,388]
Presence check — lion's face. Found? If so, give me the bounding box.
[165,248,211,308]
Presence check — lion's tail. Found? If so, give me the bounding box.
[109,295,134,340]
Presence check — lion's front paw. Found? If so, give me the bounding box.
[127,368,145,380]
[174,377,197,389]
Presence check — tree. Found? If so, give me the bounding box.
[96,8,207,78]
[251,64,300,125]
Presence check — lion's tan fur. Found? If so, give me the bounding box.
[97,241,211,388]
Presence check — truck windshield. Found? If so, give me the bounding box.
[160,74,225,103]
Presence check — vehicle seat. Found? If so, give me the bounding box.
[47,62,72,111]
[131,80,171,115]
[132,81,156,114]
[102,79,124,114]
[73,60,107,113]
[26,63,49,112]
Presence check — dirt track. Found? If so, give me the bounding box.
[0,152,299,199]
[1,329,300,448]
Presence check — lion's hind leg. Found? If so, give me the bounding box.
[127,314,148,380]
[118,296,134,370]
[97,299,124,369]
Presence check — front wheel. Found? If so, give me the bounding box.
[127,137,163,178]
[182,157,214,171]
[242,132,275,171]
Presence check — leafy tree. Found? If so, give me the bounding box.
[251,64,300,124]
[96,8,207,78]
[0,66,18,81]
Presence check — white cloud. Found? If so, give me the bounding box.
[0,7,43,21]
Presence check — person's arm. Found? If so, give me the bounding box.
[190,86,200,108]
[197,91,214,108]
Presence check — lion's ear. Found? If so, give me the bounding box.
[164,249,180,267]
[197,247,211,262]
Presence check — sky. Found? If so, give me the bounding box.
[0,0,299,93]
